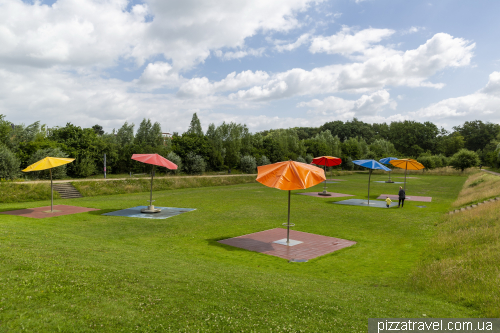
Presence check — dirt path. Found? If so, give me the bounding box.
[481,169,500,176]
[12,174,257,185]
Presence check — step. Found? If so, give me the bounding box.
[52,183,83,199]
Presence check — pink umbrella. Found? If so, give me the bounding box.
[131,154,178,213]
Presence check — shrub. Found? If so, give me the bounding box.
[0,145,21,180]
[257,155,271,166]
[26,147,68,180]
[240,155,257,174]
[295,156,306,163]
[450,149,480,172]
[166,151,182,174]
[74,154,97,178]
[305,154,313,164]
[417,155,436,170]
[184,152,206,174]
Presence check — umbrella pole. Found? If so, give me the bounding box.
[368,169,372,205]
[323,165,327,193]
[287,190,291,244]
[50,168,53,212]
[404,166,407,191]
[149,165,155,208]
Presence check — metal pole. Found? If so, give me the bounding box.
[287,190,291,244]
[50,168,53,212]
[323,165,327,193]
[104,153,106,179]
[149,165,155,208]
[368,169,372,205]
[404,165,408,191]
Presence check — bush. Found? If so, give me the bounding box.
[26,147,68,180]
[0,145,21,180]
[257,155,271,166]
[305,154,313,164]
[450,149,480,172]
[74,154,97,178]
[295,156,306,163]
[417,155,436,170]
[240,155,257,174]
[166,151,182,174]
[184,152,206,174]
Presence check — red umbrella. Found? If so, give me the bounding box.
[311,156,342,196]
[131,154,178,213]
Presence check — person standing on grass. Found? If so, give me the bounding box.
[398,186,405,208]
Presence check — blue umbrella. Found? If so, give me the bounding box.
[353,159,391,205]
[379,157,398,183]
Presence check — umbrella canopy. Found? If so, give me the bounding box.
[257,160,325,244]
[256,160,325,191]
[379,157,398,183]
[379,157,398,165]
[311,156,342,195]
[22,157,75,212]
[22,157,75,172]
[389,159,425,191]
[312,156,342,167]
[131,154,178,213]
[353,159,391,205]
[131,154,178,170]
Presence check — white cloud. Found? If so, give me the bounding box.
[275,33,312,52]
[309,26,395,56]
[215,48,266,61]
[228,33,474,101]
[136,62,183,89]
[411,71,500,125]
[298,89,396,117]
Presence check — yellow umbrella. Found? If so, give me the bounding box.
[22,157,75,212]
[389,159,424,191]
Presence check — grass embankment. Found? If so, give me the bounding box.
[0,176,256,203]
[0,183,59,203]
[0,173,480,332]
[410,172,500,317]
[72,175,257,197]
[451,172,500,208]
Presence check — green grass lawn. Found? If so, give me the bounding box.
[0,173,481,332]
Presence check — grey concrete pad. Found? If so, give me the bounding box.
[103,206,196,219]
[332,199,395,208]
[298,192,354,198]
[373,181,404,184]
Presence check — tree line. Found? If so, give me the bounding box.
[0,113,498,180]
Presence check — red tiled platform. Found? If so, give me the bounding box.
[377,194,432,202]
[298,192,354,198]
[218,228,356,260]
[0,205,100,219]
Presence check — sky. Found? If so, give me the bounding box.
[1,0,500,134]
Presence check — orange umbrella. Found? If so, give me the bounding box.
[256,160,326,244]
[389,159,424,191]
[312,156,342,196]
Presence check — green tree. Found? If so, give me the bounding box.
[442,132,465,156]
[449,149,480,172]
[92,125,104,136]
[453,120,500,152]
[206,123,225,171]
[116,122,135,146]
[0,145,21,180]
[183,152,206,174]
[166,151,182,174]
[185,113,204,137]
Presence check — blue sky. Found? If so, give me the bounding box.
[1,0,500,134]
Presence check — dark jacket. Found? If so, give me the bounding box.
[398,189,406,199]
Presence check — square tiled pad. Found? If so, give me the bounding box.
[297,192,354,198]
[0,205,99,219]
[102,206,195,219]
[218,228,356,260]
[333,199,395,208]
[377,194,432,202]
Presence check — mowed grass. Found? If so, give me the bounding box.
[0,173,481,332]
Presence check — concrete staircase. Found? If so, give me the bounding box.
[52,183,83,199]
